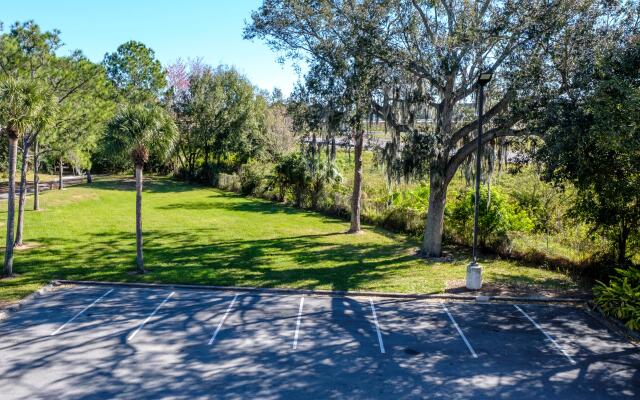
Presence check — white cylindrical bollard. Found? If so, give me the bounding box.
[466,262,483,290]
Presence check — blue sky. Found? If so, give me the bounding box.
[2,0,301,95]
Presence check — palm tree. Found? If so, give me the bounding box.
[0,78,48,277]
[105,104,177,273]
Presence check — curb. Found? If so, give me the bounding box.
[0,282,59,321]
[585,302,640,343]
[53,280,589,304]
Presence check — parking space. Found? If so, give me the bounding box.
[0,284,638,399]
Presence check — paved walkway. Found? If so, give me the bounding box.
[0,176,85,200]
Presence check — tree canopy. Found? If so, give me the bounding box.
[103,40,166,104]
[537,37,640,264]
[246,0,635,255]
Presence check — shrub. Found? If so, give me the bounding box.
[594,267,640,331]
[389,183,430,212]
[448,186,534,248]
[239,160,265,195]
[381,207,425,236]
[196,163,222,185]
[273,153,309,207]
[308,158,342,209]
[510,182,566,235]
[217,173,241,192]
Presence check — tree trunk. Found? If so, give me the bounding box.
[348,129,364,233]
[14,137,30,247]
[135,165,145,273]
[421,95,455,257]
[86,169,93,184]
[330,136,336,161]
[204,142,210,167]
[188,152,196,178]
[617,222,629,265]
[4,137,18,277]
[295,185,303,208]
[421,169,448,257]
[311,132,317,164]
[58,158,63,190]
[33,139,40,211]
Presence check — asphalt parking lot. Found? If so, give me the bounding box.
[0,284,638,399]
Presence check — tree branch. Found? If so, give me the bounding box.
[445,125,528,184]
[410,0,436,43]
[448,90,515,146]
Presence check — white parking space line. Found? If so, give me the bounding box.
[51,289,114,336]
[208,294,238,345]
[514,305,576,364]
[292,295,305,349]
[369,298,386,354]
[441,302,478,358]
[127,291,175,342]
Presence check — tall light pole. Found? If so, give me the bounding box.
[466,71,492,290]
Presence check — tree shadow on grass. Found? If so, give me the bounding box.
[138,229,420,292]
[85,176,208,194]
[2,230,579,302]
[157,196,341,220]
[5,229,427,296]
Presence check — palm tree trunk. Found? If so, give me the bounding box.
[348,129,364,233]
[33,139,40,211]
[14,137,29,247]
[4,137,18,277]
[58,158,63,190]
[135,165,145,273]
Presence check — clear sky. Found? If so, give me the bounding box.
[1,0,301,95]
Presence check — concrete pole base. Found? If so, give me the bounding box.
[466,262,483,290]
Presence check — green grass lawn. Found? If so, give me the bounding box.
[0,176,578,303]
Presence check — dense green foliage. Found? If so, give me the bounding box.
[0,78,50,139]
[538,38,640,264]
[48,54,114,172]
[449,187,534,249]
[103,104,177,167]
[102,40,166,104]
[273,153,309,206]
[594,267,640,330]
[168,64,272,180]
[0,22,115,173]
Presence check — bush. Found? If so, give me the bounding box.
[217,173,241,192]
[389,183,430,212]
[239,160,266,195]
[380,207,425,236]
[308,158,342,209]
[448,186,534,249]
[196,163,222,185]
[510,181,566,235]
[273,153,309,207]
[594,267,640,331]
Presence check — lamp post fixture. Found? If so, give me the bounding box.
[466,71,493,290]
